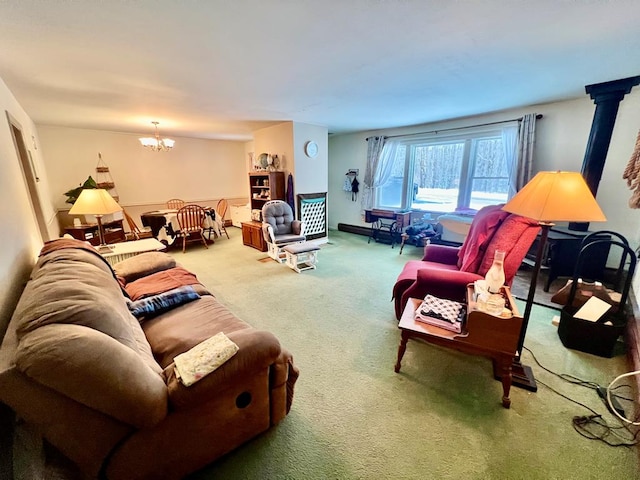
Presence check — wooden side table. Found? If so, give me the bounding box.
[64,220,125,246]
[241,221,267,252]
[395,285,523,408]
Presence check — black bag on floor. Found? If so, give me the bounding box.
[557,232,636,358]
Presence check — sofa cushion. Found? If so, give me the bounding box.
[143,296,252,369]
[15,324,168,429]
[124,267,209,301]
[13,250,141,354]
[113,252,177,284]
[128,286,201,320]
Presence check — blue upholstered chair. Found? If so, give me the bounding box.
[261,200,305,262]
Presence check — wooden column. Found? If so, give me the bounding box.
[569,75,640,231]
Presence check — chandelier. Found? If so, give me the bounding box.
[139,121,175,151]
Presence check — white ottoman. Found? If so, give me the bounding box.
[283,243,320,273]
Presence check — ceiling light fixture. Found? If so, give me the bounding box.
[139,121,175,151]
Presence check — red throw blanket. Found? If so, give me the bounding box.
[125,267,203,301]
[457,204,509,273]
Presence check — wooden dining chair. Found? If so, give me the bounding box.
[166,198,185,210]
[176,204,209,253]
[123,209,154,241]
[216,198,230,239]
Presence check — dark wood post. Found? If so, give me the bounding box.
[569,76,640,231]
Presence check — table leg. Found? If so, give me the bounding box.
[368,220,378,244]
[399,233,408,255]
[497,358,513,409]
[395,332,409,373]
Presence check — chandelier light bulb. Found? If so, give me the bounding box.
[139,121,175,151]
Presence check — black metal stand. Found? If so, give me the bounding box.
[510,222,552,392]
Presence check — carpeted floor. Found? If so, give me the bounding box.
[167,229,638,480]
[28,229,638,479]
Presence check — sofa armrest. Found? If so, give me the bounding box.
[403,268,483,305]
[164,329,282,410]
[422,244,461,264]
[262,223,275,243]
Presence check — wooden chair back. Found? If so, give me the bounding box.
[216,198,229,218]
[216,199,230,239]
[176,204,209,253]
[123,209,153,240]
[166,198,185,210]
[177,204,206,234]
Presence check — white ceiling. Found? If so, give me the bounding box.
[1,1,639,141]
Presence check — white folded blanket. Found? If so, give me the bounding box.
[174,332,239,386]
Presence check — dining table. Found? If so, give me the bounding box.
[140,207,222,246]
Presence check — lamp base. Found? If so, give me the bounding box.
[96,244,114,253]
[510,360,538,392]
[493,359,538,392]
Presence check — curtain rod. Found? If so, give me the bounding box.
[368,113,543,140]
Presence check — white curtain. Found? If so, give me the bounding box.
[372,141,398,188]
[361,138,400,212]
[361,136,386,212]
[515,113,538,191]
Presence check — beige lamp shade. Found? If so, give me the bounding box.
[69,188,122,216]
[502,171,606,223]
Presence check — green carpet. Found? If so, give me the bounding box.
[169,229,638,480]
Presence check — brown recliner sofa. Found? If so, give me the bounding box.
[0,239,299,479]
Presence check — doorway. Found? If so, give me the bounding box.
[6,111,48,241]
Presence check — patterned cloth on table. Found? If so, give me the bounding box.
[415,295,466,333]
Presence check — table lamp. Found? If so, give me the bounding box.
[502,171,606,391]
[69,188,123,252]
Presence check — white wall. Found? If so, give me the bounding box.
[37,125,248,227]
[0,78,56,334]
[293,122,329,197]
[253,122,294,174]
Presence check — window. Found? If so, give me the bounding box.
[376,128,512,213]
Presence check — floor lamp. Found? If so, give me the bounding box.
[502,171,607,391]
[69,188,123,252]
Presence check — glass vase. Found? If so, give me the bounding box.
[485,250,506,294]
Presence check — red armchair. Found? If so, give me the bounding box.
[392,204,540,319]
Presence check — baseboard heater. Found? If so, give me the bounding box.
[337,223,370,236]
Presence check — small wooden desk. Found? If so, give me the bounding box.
[395,286,523,408]
[364,209,411,247]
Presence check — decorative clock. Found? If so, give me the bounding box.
[304,141,319,158]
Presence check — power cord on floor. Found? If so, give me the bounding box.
[523,346,639,447]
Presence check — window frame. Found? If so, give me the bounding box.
[375,127,511,213]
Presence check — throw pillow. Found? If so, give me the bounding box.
[113,252,177,283]
[128,285,200,320]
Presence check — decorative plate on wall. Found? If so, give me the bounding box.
[257,153,269,169]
